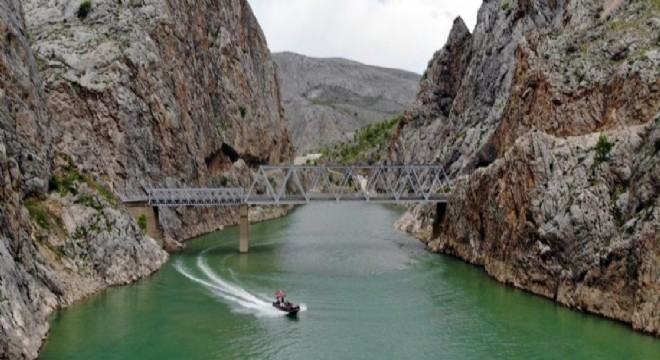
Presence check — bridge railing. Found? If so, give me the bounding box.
[147,188,244,206]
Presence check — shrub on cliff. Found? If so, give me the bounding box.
[594,135,614,163]
[138,214,148,232]
[77,1,92,19]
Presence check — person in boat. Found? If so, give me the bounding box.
[275,289,285,305]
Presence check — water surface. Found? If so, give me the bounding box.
[42,203,660,359]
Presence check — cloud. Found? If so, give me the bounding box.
[247,0,482,73]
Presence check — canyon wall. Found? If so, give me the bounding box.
[389,0,659,334]
[1,0,292,358]
[24,0,293,243]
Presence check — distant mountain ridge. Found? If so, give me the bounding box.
[273,52,420,155]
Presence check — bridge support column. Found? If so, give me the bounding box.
[239,203,249,253]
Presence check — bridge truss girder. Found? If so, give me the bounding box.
[245,165,451,204]
[146,165,451,206]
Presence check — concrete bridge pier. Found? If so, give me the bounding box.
[239,203,249,253]
[125,204,163,245]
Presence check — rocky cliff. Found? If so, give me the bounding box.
[1,0,292,358]
[24,0,293,243]
[273,52,419,155]
[389,0,659,334]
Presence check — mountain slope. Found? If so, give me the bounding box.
[273,52,419,154]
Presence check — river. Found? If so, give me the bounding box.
[41,203,659,359]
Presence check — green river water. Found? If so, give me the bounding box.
[41,203,659,359]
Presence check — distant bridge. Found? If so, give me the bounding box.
[124,165,451,252]
[142,165,451,206]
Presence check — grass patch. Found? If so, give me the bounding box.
[25,199,50,229]
[50,153,118,207]
[49,154,85,196]
[501,2,510,11]
[87,179,118,207]
[25,199,67,236]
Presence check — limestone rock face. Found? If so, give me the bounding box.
[0,1,56,357]
[0,1,167,351]
[1,0,292,358]
[431,127,659,334]
[389,0,659,334]
[23,0,293,241]
[274,52,419,155]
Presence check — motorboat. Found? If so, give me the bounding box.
[272,300,300,316]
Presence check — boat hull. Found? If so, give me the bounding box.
[272,302,300,316]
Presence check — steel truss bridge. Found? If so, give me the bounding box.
[144,165,451,207]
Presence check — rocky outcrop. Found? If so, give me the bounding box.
[1,0,292,358]
[389,0,659,334]
[274,52,419,154]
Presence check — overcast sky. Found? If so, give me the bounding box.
[246,0,482,74]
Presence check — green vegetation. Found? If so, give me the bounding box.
[138,214,148,232]
[321,115,401,165]
[25,199,50,229]
[501,2,510,11]
[49,153,118,207]
[73,221,102,240]
[88,179,118,207]
[76,193,103,210]
[239,106,247,118]
[654,139,660,154]
[77,1,92,19]
[49,164,85,197]
[594,135,614,163]
[25,198,67,236]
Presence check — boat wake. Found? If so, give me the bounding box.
[174,254,305,317]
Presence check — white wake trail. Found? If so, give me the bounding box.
[174,257,284,317]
